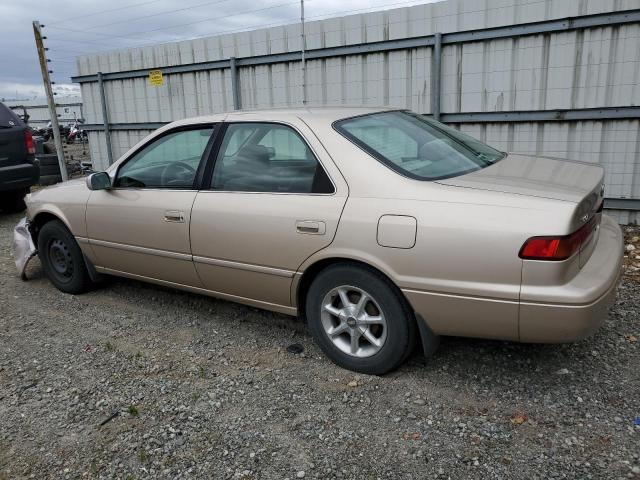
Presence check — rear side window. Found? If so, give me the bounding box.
[0,103,24,128]
[334,111,505,180]
[211,123,334,194]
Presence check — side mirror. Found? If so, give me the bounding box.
[86,172,112,191]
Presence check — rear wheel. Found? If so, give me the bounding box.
[38,220,92,294]
[306,263,417,375]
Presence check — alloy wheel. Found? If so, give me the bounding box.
[320,285,387,358]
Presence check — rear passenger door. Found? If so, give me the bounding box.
[190,120,348,308]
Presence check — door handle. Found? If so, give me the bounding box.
[164,210,185,223]
[296,220,326,235]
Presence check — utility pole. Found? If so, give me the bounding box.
[300,0,306,105]
[33,20,68,181]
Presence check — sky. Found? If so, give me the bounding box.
[0,0,438,101]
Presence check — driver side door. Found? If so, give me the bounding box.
[85,125,216,287]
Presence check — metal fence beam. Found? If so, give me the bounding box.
[441,107,640,123]
[81,122,167,131]
[230,57,241,110]
[79,106,640,131]
[604,198,640,211]
[97,72,113,165]
[431,33,442,121]
[9,102,83,109]
[71,9,640,84]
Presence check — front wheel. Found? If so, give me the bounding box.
[306,263,418,375]
[38,220,92,294]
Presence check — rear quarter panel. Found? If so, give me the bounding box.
[298,180,576,341]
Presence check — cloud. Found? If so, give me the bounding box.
[0,0,438,101]
[0,82,80,101]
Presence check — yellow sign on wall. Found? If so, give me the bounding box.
[148,70,164,86]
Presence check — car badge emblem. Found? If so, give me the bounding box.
[580,213,590,223]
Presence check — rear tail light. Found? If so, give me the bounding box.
[519,217,597,261]
[24,130,35,155]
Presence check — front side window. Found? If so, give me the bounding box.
[115,127,214,188]
[211,123,334,194]
[334,111,505,180]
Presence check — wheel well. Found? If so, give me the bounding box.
[30,212,63,243]
[296,257,408,321]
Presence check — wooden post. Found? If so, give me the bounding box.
[33,20,68,181]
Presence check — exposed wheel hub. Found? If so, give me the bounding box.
[49,238,73,279]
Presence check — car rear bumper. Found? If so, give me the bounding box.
[0,162,40,192]
[518,214,624,343]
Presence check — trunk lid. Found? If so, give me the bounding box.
[438,153,606,266]
[437,153,603,204]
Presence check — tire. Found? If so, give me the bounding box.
[38,153,60,166]
[39,174,63,186]
[40,164,61,176]
[1,189,27,213]
[305,263,418,375]
[38,220,92,294]
[42,143,55,154]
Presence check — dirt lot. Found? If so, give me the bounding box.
[0,211,638,480]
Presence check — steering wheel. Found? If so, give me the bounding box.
[160,161,196,186]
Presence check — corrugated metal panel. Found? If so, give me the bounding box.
[459,119,640,200]
[76,0,640,223]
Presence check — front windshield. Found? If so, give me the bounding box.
[334,111,505,180]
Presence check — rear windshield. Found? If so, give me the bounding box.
[0,103,24,128]
[333,111,505,180]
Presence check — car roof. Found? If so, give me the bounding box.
[169,106,395,127]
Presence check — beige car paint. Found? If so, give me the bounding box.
[24,107,623,344]
[85,189,202,286]
[191,191,347,306]
[189,114,349,307]
[376,215,417,249]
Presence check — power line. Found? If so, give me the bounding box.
[48,0,435,61]
[89,0,235,29]
[45,26,153,42]
[46,1,301,42]
[46,37,129,48]
[46,0,168,26]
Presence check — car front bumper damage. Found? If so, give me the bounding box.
[12,217,37,280]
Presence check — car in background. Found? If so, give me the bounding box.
[0,101,39,212]
[15,107,623,374]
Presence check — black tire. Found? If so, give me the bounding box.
[305,263,418,375]
[39,174,63,186]
[1,189,28,213]
[38,153,60,166]
[38,220,92,294]
[40,164,61,176]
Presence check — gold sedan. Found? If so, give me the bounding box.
[15,108,624,374]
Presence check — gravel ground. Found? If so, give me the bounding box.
[0,211,638,480]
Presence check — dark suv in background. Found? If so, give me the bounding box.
[0,101,39,212]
